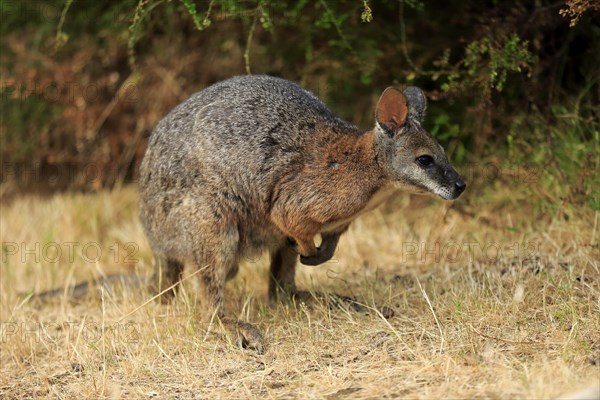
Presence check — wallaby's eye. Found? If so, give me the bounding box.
[416,155,434,167]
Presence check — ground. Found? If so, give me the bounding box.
[0,184,598,399]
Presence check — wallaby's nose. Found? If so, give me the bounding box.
[455,180,466,194]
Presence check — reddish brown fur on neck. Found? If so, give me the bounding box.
[269,128,385,257]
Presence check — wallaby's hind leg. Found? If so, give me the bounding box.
[268,242,298,301]
[153,256,184,301]
[194,226,264,354]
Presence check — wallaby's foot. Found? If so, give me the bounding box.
[222,318,264,354]
[269,286,296,303]
[235,321,264,355]
[268,288,311,305]
[289,290,314,303]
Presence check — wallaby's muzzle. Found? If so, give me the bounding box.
[429,166,466,200]
[446,174,466,200]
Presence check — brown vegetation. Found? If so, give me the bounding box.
[1,183,598,398]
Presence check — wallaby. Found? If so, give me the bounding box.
[138,75,465,353]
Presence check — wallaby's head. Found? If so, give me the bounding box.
[373,86,466,200]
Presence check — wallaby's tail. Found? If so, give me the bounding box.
[22,274,149,304]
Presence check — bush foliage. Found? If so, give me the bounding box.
[0,0,598,208]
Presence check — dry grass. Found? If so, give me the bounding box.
[1,185,598,399]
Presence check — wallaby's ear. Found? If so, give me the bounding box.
[376,87,408,136]
[403,86,427,124]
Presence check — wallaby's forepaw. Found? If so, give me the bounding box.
[287,237,332,266]
[300,242,337,266]
[288,233,340,266]
[300,251,329,266]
